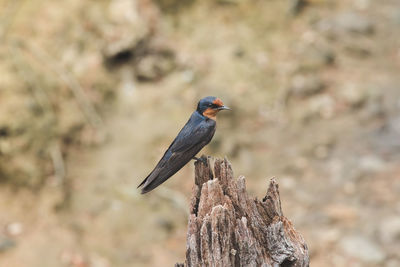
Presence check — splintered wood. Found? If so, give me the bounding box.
[176,156,309,267]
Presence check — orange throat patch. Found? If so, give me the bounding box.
[203,107,218,120]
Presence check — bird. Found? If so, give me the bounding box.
[138,96,230,194]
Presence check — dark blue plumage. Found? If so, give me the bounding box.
[138,96,230,194]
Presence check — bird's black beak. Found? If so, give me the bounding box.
[217,105,231,111]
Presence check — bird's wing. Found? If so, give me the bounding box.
[139,118,215,193]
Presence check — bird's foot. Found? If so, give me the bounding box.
[192,156,207,165]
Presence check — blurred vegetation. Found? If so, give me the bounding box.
[0,0,117,186]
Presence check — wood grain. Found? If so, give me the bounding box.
[177,156,309,267]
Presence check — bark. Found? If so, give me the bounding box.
[177,156,309,267]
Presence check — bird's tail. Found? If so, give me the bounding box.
[139,176,164,194]
[137,167,157,190]
[137,177,147,189]
[137,170,161,194]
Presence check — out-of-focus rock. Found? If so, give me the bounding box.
[61,251,88,267]
[358,155,385,173]
[254,51,269,69]
[379,216,400,243]
[394,10,400,25]
[340,235,385,263]
[293,156,309,171]
[288,0,307,16]
[390,116,400,134]
[324,204,358,224]
[344,45,371,59]
[90,254,111,267]
[134,51,175,81]
[317,12,375,36]
[314,144,329,159]
[58,101,87,140]
[156,217,175,233]
[180,69,195,84]
[0,236,16,252]
[369,116,400,154]
[102,0,176,81]
[154,0,195,12]
[355,0,371,10]
[343,181,356,195]
[312,228,341,245]
[308,94,335,119]
[216,0,241,5]
[103,0,164,69]
[103,0,152,61]
[339,84,367,108]
[362,89,385,119]
[5,222,23,236]
[296,45,335,71]
[280,175,297,190]
[289,74,325,97]
[386,259,400,267]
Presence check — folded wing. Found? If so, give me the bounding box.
[138,114,215,194]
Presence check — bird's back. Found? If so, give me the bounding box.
[139,111,216,193]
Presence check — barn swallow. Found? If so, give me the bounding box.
[138,96,230,194]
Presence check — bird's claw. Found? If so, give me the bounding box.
[193,156,207,165]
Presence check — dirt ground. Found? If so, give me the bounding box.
[1,0,400,266]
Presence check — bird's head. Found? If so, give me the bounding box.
[197,96,230,120]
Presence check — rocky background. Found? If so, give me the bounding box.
[0,0,399,266]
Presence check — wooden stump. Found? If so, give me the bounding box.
[176,156,309,267]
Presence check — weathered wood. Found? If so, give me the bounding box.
[178,156,309,267]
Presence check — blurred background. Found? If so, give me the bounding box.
[0,0,400,266]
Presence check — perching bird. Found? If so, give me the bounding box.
[138,96,230,194]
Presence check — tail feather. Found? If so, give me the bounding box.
[140,182,157,194]
[137,177,148,188]
[137,168,164,194]
[137,168,158,190]
[140,174,166,194]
